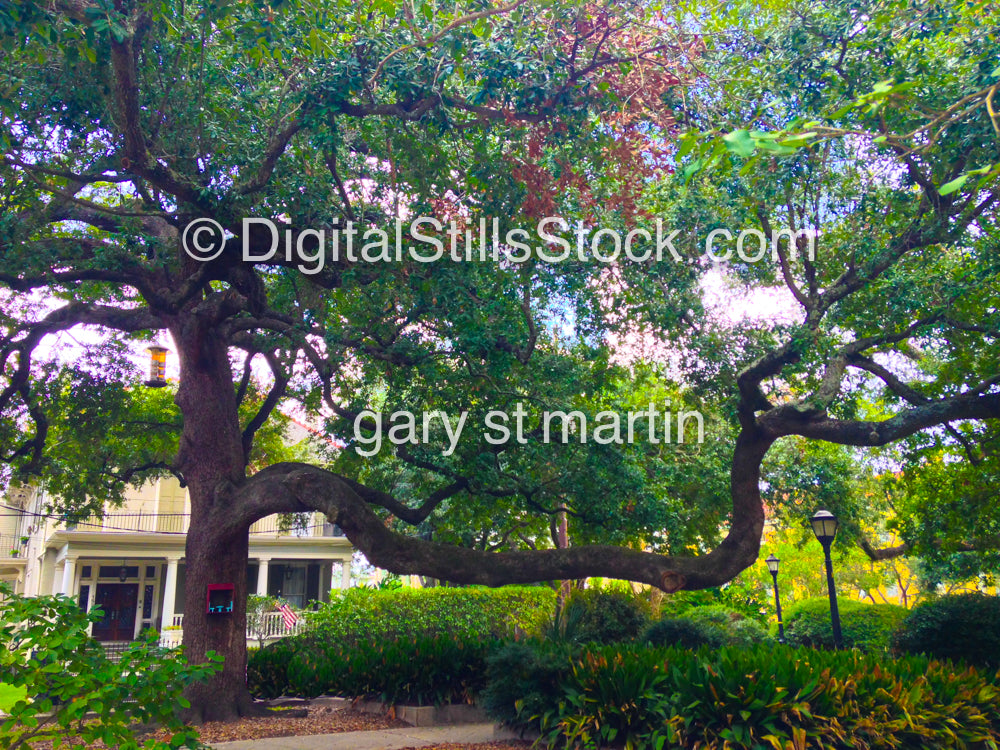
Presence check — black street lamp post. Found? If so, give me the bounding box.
[766,554,785,643]
[810,509,843,649]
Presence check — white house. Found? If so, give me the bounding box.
[1,477,354,643]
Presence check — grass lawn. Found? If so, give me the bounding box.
[0,683,26,712]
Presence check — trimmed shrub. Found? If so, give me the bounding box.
[308,585,554,644]
[727,617,772,647]
[684,604,740,628]
[655,589,718,620]
[250,632,498,705]
[685,605,772,647]
[783,597,907,651]
[643,617,726,649]
[484,641,1000,749]
[892,592,1000,668]
[559,587,651,644]
[655,586,768,625]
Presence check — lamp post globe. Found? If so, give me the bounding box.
[810,509,839,544]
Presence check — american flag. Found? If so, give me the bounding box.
[277,602,299,630]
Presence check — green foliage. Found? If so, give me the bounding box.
[643,606,771,651]
[480,640,574,729]
[662,0,1000,588]
[245,639,297,700]
[365,572,404,591]
[0,359,302,519]
[643,617,726,650]
[890,444,1000,585]
[685,604,744,627]
[783,597,908,652]
[308,585,554,644]
[892,593,1000,669]
[250,632,496,706]
[0,584,221,749]
[655,589,720,619]
[654,581,770,625]
[486,641,1000,749]
[556,586,651,644]
[0,683,26,713]
[686,605,773,647]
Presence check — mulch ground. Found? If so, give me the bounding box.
[164,706,411,744]
[10,704,534,749]
[15,706,409,748]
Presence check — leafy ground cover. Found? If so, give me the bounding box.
[484,641,1000,749]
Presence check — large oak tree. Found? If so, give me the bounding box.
[1,0,998,721]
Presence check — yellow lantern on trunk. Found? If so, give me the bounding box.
[145,346,168,387]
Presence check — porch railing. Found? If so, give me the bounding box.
[160,611,307,648]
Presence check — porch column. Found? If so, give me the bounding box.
[161,556,181,629]
[256,558,270,596]
[340,558,351,590]
[52,563,64,595]
[60,557,77,596]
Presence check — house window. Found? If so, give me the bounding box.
[81,565,92,578]
[145,566,156,579]
[278,566,306,608]
[99,565,138,579]
[79,585,89,611]
[142,585,154,619]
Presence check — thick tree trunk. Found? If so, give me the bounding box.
[182,521,253,721]
[170,313,256,722]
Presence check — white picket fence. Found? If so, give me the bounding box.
[159,611,307,648]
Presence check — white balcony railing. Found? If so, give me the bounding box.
[57,512,345,538]
[1,534,28,558]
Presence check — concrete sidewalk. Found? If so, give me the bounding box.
[209,723,523,749]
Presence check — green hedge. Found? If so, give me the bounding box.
[782,597,907,651]
[485,642,1000,749]
[893,593,1000,669]
[308,585,555,643]
[643,607,771,650]
[249,633,498,705]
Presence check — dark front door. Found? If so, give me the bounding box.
[91,583,138,641]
